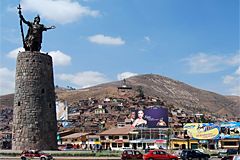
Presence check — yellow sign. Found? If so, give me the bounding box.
[184,123,219,139]
[94,140,101,144]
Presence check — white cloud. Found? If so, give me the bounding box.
[183,53,225,73]
[0,67,15,95]
[7,48,71,66]
[117,72,138,80]
[223,67,240,96]
[49,50,71,66]
[183,52,240,74]
[144,36,151,42]
[223,75,235,84]
[235,66,240,75]
[7,47,24,59]
[227,52,240,65]
[57,71,109,88]
[20,0,100,24]
[184,52,240,95]
[88,34,125,45]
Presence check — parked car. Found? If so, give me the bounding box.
[221,155,240,160]
[143,149,178,160]
[218,151,228,158]
[180,149,210,160]
[218,149,228,158]
[227,149,238,155]
[20,150,54,160]
[121,149,143,160]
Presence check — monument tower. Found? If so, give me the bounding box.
[12,5,57,150]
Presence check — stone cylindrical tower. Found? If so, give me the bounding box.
[12,51,57,150]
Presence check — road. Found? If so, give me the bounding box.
[0,156,120,160]
[0,156,223,160]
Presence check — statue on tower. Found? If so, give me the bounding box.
[17,4,56,51]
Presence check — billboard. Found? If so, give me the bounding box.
[56,101,68,121]
[56,101,70,128]
[183,123,219,139]
[219,122,240,139]
[131,106,168,128]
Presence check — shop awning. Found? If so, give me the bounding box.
[155,139,167,143]
[129,140,142,143]
[115,140,123,143]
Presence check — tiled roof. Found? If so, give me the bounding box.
[62,132,90,139]
[99,127,133,135]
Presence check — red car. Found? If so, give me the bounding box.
[20,150,54,160]
[143,149,178,160]
[121,149,143,160]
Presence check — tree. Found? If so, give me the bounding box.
[166,128,173,149]
[137,86,145,99]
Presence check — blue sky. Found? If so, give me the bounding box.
[0,0,239,96]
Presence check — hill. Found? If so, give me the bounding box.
[0,74,239,133]
[56,74,240,117]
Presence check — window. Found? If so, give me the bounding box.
[112,143,117,148]
[174,144,180,147]
[191,143,198,149]
[135,151,141,155]
[114,136,119,139]
[127,151,133,155]
[18,102,21,106]
[100,136,105,140]
[223,141,237,146]
[118,143,122,147]
[159,151,166,155]
[124,143,130,147]
[123,136,128,139]
[182,144,186,149]
[109,136,113,139]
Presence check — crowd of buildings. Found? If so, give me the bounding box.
[55,87,239,152]
[0,85,239,150]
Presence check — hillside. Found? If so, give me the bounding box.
[55,74,240,117]
[1,74,239,117]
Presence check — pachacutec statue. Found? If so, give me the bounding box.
[17,4,55,52]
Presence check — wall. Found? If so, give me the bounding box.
[12,51,57,150]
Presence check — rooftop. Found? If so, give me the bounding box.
[99,127,133,135]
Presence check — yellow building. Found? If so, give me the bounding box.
[170,138,199,149]
[61,132,100,149]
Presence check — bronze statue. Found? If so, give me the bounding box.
[17,4,55,51]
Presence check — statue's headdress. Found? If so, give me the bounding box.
[34,15,40,21]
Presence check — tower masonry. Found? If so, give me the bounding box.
[12,51,57,150]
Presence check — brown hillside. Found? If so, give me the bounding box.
[0,94,14,109]
[0,74,239,117]
[54,74,239,117]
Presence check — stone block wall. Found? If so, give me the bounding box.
[12,51,57,150]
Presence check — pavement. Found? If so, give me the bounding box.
[0,156,121,160]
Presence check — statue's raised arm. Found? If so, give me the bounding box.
[45,25,56,30]
[17,4,56,52]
